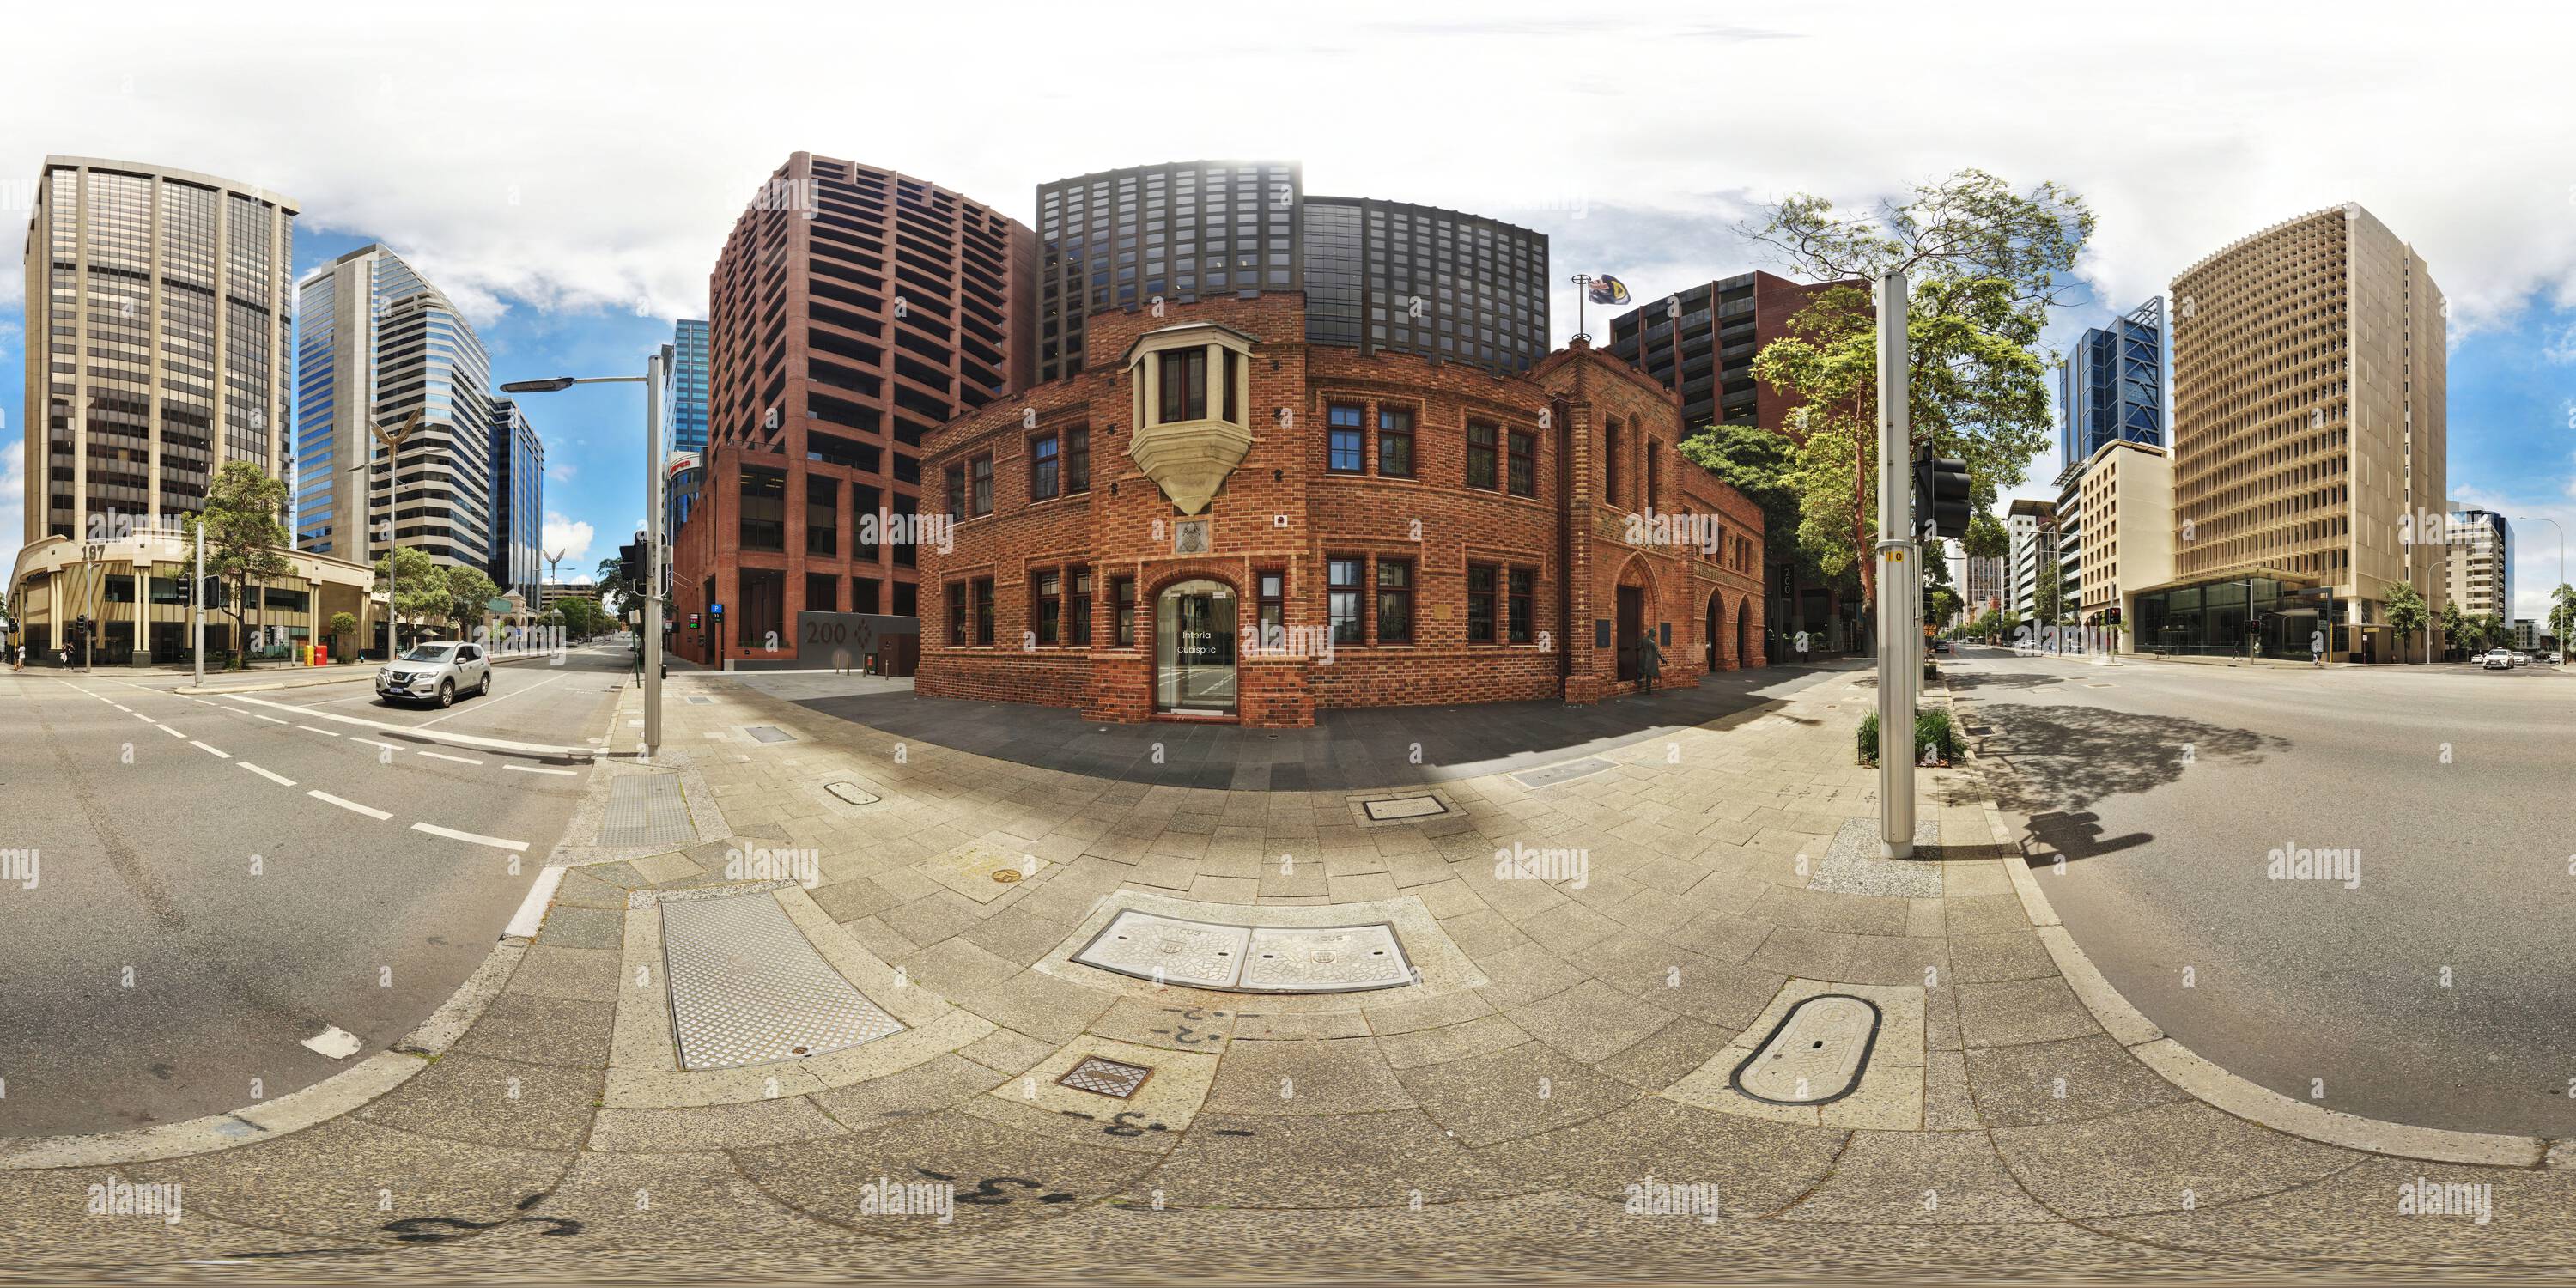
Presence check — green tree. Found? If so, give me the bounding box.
[2383,582,2430,665]
[1740,171,2093,609]
[2439,598,2470,659]
[1962,509,2009,562]
[443,566,501,637]
[2027,551,2069,627]
[2550,584,2575,656]
[1680,422,1850,644]
[374,546,449,653]
[327,611,359,661]
[179,461,293,668]
[593,556,637,629]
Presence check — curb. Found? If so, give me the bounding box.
[1948,675,2565,1170]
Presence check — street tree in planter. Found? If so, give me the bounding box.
[1740,170,2092,629]
[328,611,359,662]
[179,461,293,670]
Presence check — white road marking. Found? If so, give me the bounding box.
[354,738,402,753]
[253,714,289,724]
[189,740,231,759]
[417,750,484,766]
[295,725,340,738]
[307,790,392,821]
[240,762,296,787]
[410,822,531,853]
[504,764,579,776]
[222,691,601,759]
[111,703,131,713]
[189,697,221,707]
[131,712,155,722]
[505,866,566,938]
[416,670,565,727]
[156,725,185,738]
[300,1025,364,1060]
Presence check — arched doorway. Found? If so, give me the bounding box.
[1705,592,1723,672]
[1155,578,1237,714]
[1612,558,1652,685]
[1737,597,1753,666]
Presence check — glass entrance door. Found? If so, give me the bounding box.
[1157,580,1237,714]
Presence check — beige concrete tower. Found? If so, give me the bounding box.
[2168,204,2445,657]
[21,157,298,544]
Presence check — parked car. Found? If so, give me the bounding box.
[2482,650,2514,670]
[1929,638,1953,654]
[2512,651,2531,666]
[378,641,493,708]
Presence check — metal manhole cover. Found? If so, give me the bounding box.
[1730,993,1881,1105]
[598,775,695,848]
[1510,756,1614,790]
[824,781,880,805]
[1361,794,1448,821]
[1241,924,1413,992]
[1073,911,1247,988]
[1060,1055,1153,1098]
[744,726,796,744]
[1072,911,1413,993]
[684,696,715,705]
[991,869,1024,884]
[659,890,902,1070]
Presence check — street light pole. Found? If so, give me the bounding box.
[500,364,666,758]
[1874,270,1917,859]
[2518,516,2567,671]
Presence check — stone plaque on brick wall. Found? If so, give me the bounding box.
[1174,519,1211,555]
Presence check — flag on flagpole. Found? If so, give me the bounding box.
[1586,275,1631,306]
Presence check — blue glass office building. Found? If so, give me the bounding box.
[488,398,545,605]
[2057,296,2165,469]
[671,318,710,456]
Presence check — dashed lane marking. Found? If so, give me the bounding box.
[410,822,531,853]
[155,725,185,738]
[307,790,392,821]
[189,740,231,759]
[295,725,339,738]
[505,764,579,776]
[240,762,296,787]
[418,750,485,766]
[253,714,289,724]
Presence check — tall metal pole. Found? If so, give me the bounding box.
[192,523,204,687]
[643,346,668,759]
[1874,270,1916,859]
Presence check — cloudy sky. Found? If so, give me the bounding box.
[6,0,2575,617]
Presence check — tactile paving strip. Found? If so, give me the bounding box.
[1072,910,1413,993]
[659,889,902,1070]
[1060,1055,1153,1098]
[597,774,696,848]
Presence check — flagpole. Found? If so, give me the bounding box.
[1571,273,1594,342]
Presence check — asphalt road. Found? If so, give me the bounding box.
[1949,643,2576,1136]
[0,646,629,1138]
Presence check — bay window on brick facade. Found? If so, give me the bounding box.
[915,292,1766,726]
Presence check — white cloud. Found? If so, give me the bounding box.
[540,512,594,569]
[547,463,575,483]
[2546,323,2576,365]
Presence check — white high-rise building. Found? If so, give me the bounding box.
[295,244,495,579]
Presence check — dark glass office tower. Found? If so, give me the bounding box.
[1036,161,1548,382]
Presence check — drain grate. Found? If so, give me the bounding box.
[1060,1055,1153,1098]
[659,889,902,1070]
[743,726,796,744]
[1510,756,1614,790]
[598,775,696,848]
[684,696,715,705]
[1072,910,1413,993]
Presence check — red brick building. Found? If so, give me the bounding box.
[670,155,1033,665]
[916,293,1765,726]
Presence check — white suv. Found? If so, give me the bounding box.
[378,641,493,708]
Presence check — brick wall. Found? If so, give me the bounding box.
[917,293,1765,726]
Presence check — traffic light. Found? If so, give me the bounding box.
[1913,449,1972,540]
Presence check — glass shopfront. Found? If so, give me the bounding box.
[2134,576,2321,659]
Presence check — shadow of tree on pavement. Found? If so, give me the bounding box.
[1975,702,2289,861]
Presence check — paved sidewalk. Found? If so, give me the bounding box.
[3,665,2569,1281]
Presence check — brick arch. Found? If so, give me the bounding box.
[1705,589,1725,672]
[1738,593,1757,666]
